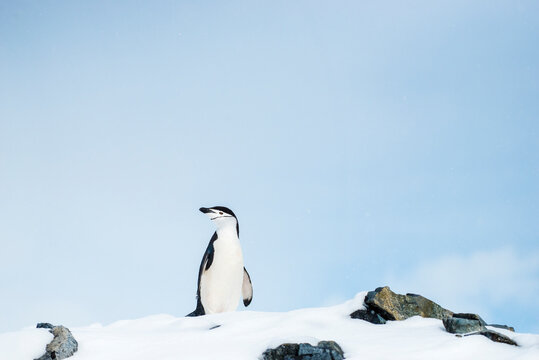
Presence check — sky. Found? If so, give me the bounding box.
[1,1,538,333]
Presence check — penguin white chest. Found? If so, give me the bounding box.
[200,234,244,314]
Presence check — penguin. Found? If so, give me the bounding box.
[187,206,253,316]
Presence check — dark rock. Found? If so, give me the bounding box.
[443,313,486,334]
[262,343,298,359]
[35,324,78,360]
[299,343,324,355]
[350,309,386,324]
[452,313,487,325]
[37,323,54,329]
[364,286,453,321]
[488,324,515,332]
[466,330,518,346]
[317,341,344,356]
[445,314,518,345]
[260,341,344,360]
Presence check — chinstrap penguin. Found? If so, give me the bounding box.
[187,206,253,317]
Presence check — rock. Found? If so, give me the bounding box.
[444,314,518,345]
[350,286,518,347]
[36,323,54,329]
[488,324,515,332]
[466,330,518,346]
[275,344,299,358]
[454,313,487,325]
[299,343,324,356]
[350,309,386,324]
[443,313,486,334]
[317,341,344,357]
[35,324,78,360]
[260,341,344,360]
[443,313,517,346]
[364,286,453,321]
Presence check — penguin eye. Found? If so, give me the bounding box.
[219,211,223,215]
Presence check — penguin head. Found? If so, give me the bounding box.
[199,206,239,234]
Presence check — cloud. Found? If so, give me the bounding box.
[384,247,539,325]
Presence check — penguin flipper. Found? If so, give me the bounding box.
[242,267,253,307]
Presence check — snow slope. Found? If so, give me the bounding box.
[3,292,539,360]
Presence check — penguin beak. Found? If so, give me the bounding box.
[199,207,213,214]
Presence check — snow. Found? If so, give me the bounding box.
[1,327,53,359]
[3,292,538,360]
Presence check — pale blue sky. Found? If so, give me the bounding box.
[1,1,538,333]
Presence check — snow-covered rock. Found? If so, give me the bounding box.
[34,324,78,360]
[443,313,486,334]
[261,341,344,360]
